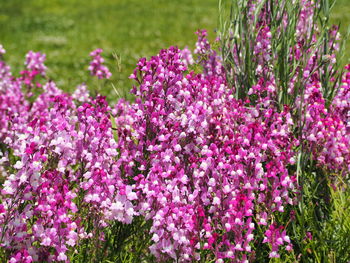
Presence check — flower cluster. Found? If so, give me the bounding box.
[115,42,298,261]
[88,48,112,79]
[113,0,349,260]
[0,47,134,262]
[301,79,350,172]
[194,29,223,76]
[25,51,47,76]
[0,44,5,55]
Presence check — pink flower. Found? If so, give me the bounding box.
[88,48,112,79]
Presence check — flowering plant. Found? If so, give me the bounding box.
[0,0,349,262]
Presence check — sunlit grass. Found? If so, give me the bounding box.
[0,0,218,101]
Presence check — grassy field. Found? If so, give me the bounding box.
[0,0,349,101]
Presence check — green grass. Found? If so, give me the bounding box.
[0,0,219,101]
[330,0,350,65]
[0,0,349,101]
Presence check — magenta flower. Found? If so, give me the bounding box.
[88,48,112,79]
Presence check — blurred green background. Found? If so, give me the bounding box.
[0,0,349,101]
